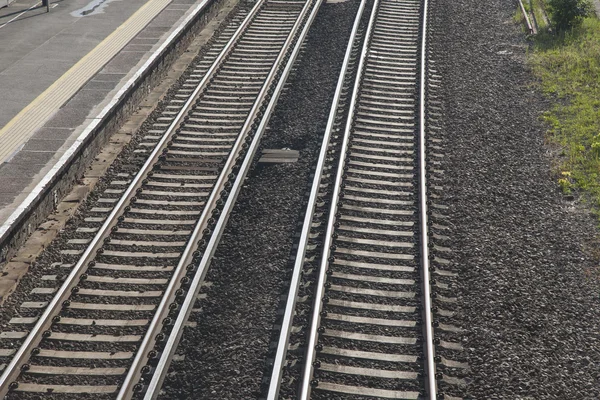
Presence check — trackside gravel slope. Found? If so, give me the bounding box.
[432,0,600,398]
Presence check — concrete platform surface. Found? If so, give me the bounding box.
[0,0,210,227]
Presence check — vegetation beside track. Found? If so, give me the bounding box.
[522,2,600,213]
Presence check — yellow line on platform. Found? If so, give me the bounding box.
[0,0,172,163]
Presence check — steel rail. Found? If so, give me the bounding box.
[119,1,303,397]
[419,0,437,394]
[142,0,322,397]
[298,0,380,396]
[0,0,265,395]
[264,0,367,397]
[297,0,438,396]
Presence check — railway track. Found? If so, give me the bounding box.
[0,0,321,397]
[266,0,440,397]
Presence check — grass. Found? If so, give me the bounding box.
[531,0,549,29]
[529,16,600,213]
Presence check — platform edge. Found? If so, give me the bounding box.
[0,0,222,264]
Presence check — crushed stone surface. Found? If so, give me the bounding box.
[433,0,600,397]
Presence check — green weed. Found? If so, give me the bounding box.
[529,18,600,211]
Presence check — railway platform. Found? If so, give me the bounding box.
[0,0,219,231]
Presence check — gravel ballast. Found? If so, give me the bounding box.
[432,0,600,397]
[2,0,600,397]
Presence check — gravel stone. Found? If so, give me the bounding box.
[432,0,600,397]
